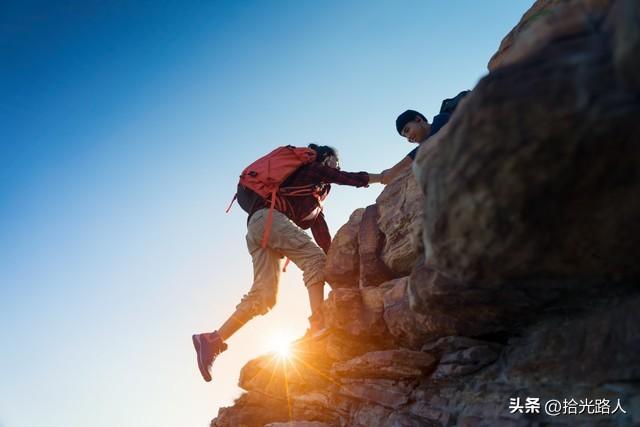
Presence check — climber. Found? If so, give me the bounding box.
[192,144,382,382]
[380,90,470,184]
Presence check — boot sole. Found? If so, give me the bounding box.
[192,334,212,382]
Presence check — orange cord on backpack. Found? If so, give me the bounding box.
[225,193,237,213]
[261,189,278,248]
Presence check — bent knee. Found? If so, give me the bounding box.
[236,291,276,318]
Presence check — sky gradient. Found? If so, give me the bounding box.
[1,1,532,426]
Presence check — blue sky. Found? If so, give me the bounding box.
[1,1,532,426]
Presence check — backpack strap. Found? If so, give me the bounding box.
[261,188,278,248]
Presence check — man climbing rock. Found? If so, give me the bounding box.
[192,144,382,382]
[380,90,470,184]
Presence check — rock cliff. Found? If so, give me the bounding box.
[212,1,640,425]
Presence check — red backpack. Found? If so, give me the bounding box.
[227,145,318,248]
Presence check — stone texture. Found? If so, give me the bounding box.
[325,330,386,362]
[502,293,640,386]
[429,340,501,380]
[324,208,364,289]
[416,18,640,285]
[407,261,535,339]
[332,349,437,380]
[238,351,330,398]
[609,0,640,89]
[358,204,395,287]
[376,168,425,276]
[488,0,613,72]
[324,286,393,340]
[265,422,331,427]
[239,334,336,399]
[384,412,433,427]
[339,379,413,409]
[290,388,344,424]
[421,336,502,357]
[212,392,288,427]
[350,403,393,427]
[383,277,459,348]
[398,292,640,427]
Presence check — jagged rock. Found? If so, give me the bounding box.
[324,208,364,289]
[384,412,432,427]
[415,3,640,285]
[265,422,331,427]
[324,286,393,340]
[239,346,332,398]
[376,168,424,276]
[408,394,455,427]
[407,262,517,338]
[351,404,393,427]
[433,345,500,379]
[339,378,413,409]
[609,0,640,89]
[488,0,613,72]
[332,349,436,380]
[502,292,640,385]
[382,277,459,348]
[358,204,395,287]
[290,388,344,424]
[408,259,622,339]
[399,292,640,427]
[325,330,384,361]
[421,336,502,356]
[212,392,288,427]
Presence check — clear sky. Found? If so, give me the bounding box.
[0,1,532,426]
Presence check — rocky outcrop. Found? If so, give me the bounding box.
[325,167,424,289]
[416,0,640,286]
[358,205,395,288]
[376,168,424,276]
[212,1,640,425]
[324,208,364,289]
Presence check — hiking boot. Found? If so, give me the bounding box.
[192,331,227,382]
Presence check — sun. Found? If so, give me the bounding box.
[269,332,295,359]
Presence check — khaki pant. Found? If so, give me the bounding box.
[235,208,326,318]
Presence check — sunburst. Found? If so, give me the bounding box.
[269,331,295,359]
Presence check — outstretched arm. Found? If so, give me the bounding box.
[367,173,383,184]
[381,156,412,185]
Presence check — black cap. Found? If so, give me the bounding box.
[395,110,426,135]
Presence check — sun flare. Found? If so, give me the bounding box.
[269,332,295,359]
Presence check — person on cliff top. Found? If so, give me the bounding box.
[380,90,470,185]
[192,144,382,382]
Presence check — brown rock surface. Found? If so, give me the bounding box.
[331,349,437,380]
[358,204,395,287]
[265,422,331,427]
[323,286,392,340]
[212,392,288,427]
[383,277,458,348]
[376,168,425,276]
[416,5,640,285]
[338,378,413,409]
[324,208,364,289]
[488,0,613,71]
